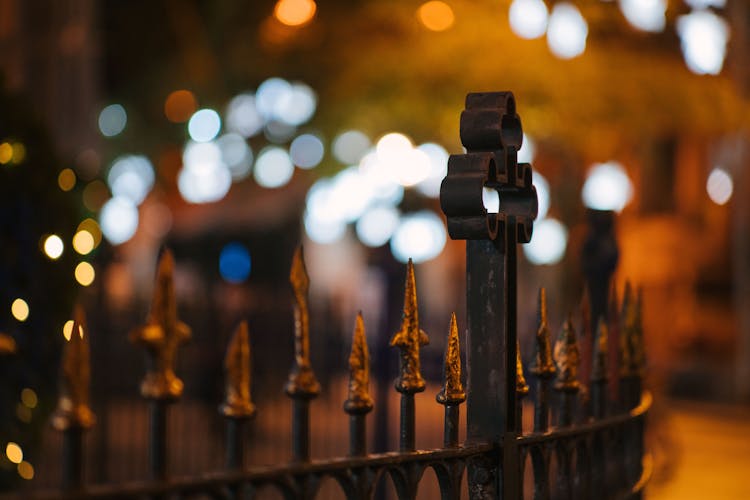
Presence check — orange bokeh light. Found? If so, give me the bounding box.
[164,90,198,123]
[274,0,317,27]
[417,1,455,32]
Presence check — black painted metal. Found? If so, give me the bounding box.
[292,399,311,462]
[61,428,83,492]
[148,401,168,481]
[399,393,416,452]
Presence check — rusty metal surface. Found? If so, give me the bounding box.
[344,313,373,415]
[221,320,256,419]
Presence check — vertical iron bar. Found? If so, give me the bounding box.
[62,428,84,491]
[149,401,168,481]
[534,378,551,433]
[557,392,575,428]
[349,414,367,457]
[399,393,415,452]
[291,398,311,462]
[225,418,245,469]
[443,405,460,448]
[592,380,606,420]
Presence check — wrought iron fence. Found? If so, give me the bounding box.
[2,92,650,499]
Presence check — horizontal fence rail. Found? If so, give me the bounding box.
[1,91,650,500]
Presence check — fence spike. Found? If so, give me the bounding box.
[553,314,580,392]
[285,246,320,397]
[516,339,529,396]
[344,312,373,414]
[52,305,96,431]
[436,312,466,404]
[221,320,256,419]
[130,248,191,400]
[530,288,555,377]
[390,258,429,394]
[591,317,608,382]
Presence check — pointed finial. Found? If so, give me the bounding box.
[437,313,466,405]
[530,288,555,377]
[52,305,95,430]
[591,317,608,382]
[391,259,430,394]
[553,314,580,391]
[516,339,529,396]
[221,321,256,419]
[131,248,191,400]
[285,246,320,398]
[344,313,373,414]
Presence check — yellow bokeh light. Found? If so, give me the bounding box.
[75,262,95,287]
[43,234,64,260]
[11,143,26,163]
[0,143,12,164]
[5,442,22,464]
[77,218,103,248]
[417,1,455,32]
[58,168,77,191]
[274,0,317,27]
[73,230,95,255]
[62,320,74,341]
[16,404,32,423]
[18,461,34,480]
[21,388,37,409]
[11,298,29,322]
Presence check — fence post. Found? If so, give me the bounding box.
[440,91,538,499]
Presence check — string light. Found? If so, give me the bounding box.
[43,235,64,260]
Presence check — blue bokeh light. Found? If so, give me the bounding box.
[219,242,251,283]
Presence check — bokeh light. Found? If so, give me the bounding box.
[225,93,263,138]
[57,168,77,191]
[219,243,252,283]
[73,230,95,255]
[677,9,729,75]
[5,443,22,464]
[534,171,550,220]
[274,0,317,27]
[253,147,294,188]
[415,142,449,198]
[164,90,197,123]
[618,0,666,33]
[547,2,588,59]
[706,167,733,205]
[582,161,633,212]
[518,133,535,164]
[0,142,12,164]
[333,130,371,164]
[43,235,64,260]
[20,388,37,409]
[98,104,127,137]
[11,299,29,322]
[304,210,347,244]
[11,143,25,164]
[17,461,34,480]
[188,108,222,142]
[390,211,447,264]
[178,163,232,204]
[100,196,139,244]
[356,206,400,247]
[107,155,155,206]
[482,187,500,213]
[82,180,109,211]
[217,134,253,180]
[290,134,325,169]
[77,219,102,248]
[509,0,549,40]
[278,83,317,126]
[75,262,96,287]
[62,320,83,341]
[523,218,568,265]
[256,78,293,121]
[417,1,455,32]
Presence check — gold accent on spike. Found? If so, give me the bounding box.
[0,333,16,354]
[221,321,256,419]
[52,306,95,430]
[621,283,646,378]
[516,339,529,396]
[553,314,580,392]
[591,317,608,382]
[285,247,320,397]
[530,288,555,377]
[391,259,429,394]
[130,249,191,400]
[344,313,373,414]
[437,312,465,405]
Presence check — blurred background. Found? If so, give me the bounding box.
[0,0,748,497]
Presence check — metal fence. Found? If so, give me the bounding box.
[2,92,650,499]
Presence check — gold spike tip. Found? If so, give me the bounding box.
[221,321,256,419]
[437,313,466,405]
[516,340,529,397]
[553,317,581,392]
[344,313,374,414]
[530,288,555,377]
[52,310,95,431]
[591,317,609,382]
[289,246,310,299]
[131,249,191,401]
[391,259,429,394]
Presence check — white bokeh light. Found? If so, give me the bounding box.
[333,130,371,164]
[304,210,347,245]
[706,167,733,205]
[276,83,317,126]
[358,150,405,207]
[685,0,725,8]
[582,161,634,212]
[547,2,588,59]
[523,218,568,265]
[178,163,232,204]
[415,143,449,198]
[217,134,253,180]
[618,0,667,33]
[43,235,64,259]
[518,133,536,164]
[98,104,127,137]
[253,147,294,188]
[188,109,222,142]
[677,10,729,75]
[107,155,155,206]
[482,187,500,213]
[290,134,325,169]
[256,78,293,121]
[375,133,430,187]
[100,196,139,245]
[390,211,447,264]
[509,0,549,40]
[355,206,400,247]
[225,94,264,138]
[534,171,550,220]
